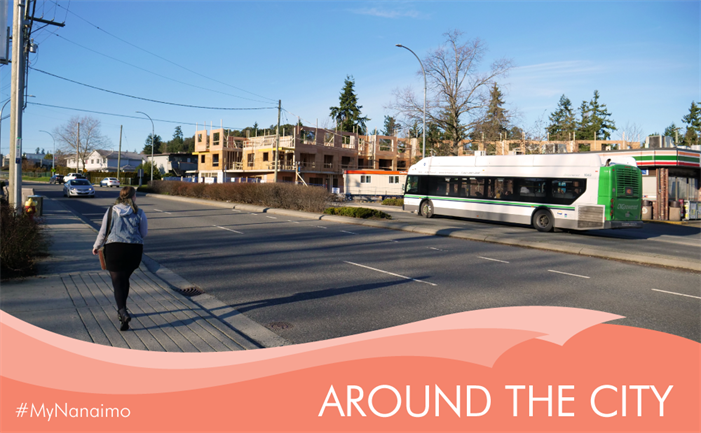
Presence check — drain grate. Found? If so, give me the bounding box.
[268,322,293,330]
[178,287,204,297]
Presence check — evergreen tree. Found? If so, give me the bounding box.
[584,90,616,140]
[329,75,370,134]
[142,133,163,155]
[576,100,592,139]
[547,95,576,141]
[681,101,700,145]
[664,123,683,144]
[408,121,422,138]
[472,83,510,142]
[382,115,401,136]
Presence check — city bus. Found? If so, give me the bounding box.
[403,154,643,231]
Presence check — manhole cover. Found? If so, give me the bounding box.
[268,322,293,330]
[178,287,204,297]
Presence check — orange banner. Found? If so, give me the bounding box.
[1,307,699,432]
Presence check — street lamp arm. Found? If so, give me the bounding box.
[136,111,155,182]
[396,44,427,159]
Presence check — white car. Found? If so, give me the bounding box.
[64,173,86,182]
[100,177,120,188]
[63,179,95,198]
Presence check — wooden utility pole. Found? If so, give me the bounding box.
[8,0,64,211]
[274,99,280,182]
[8,0,26,211]
[118,125,122,181]
[77,122,81,171]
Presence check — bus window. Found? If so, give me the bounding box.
[518,179,547,200]
[468,177,485,198]
[406,175,420,194]
[447,177,461,197]
[491,178,514,200]
[551,179,586,203]
[459,177,469,197]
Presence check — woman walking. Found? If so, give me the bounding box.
[93,186,148,331]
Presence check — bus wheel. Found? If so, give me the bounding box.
[420,200,434,218]
[533,209,554,232]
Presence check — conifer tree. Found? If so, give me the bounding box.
[329,76,370,134]
[583,90,616,140]
[681,101,700,145]
[474,83,510,141]
[547,95,576,140]
[382,115,401,136]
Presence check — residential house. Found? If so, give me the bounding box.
[67,150,146,172]
[151,153,198,176]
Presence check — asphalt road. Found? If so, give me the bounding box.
[32,183,701,344]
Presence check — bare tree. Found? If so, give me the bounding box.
[53,116,110,172]
[390,30,513,155]
[617,121,644,146]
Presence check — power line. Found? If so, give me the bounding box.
[28,101,247,129]
[51,0,277,104]
[51,34,272,104]
[30,67,277,111]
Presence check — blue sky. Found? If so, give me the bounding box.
[1,0,699,156]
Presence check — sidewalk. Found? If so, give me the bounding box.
[0,198,287,351]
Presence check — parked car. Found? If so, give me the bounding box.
[100,177,120,188]
[63,179,95,198]
[64,173,86,182]
[49,174,64,184]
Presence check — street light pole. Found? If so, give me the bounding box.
[39,130,56,172]
[136,111,155,181]
[396,44,426,159]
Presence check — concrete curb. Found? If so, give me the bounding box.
[143,193,701,273]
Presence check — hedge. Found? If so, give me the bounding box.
[381,198,404,206]
[147,180,331,213]
[323,207,392,219]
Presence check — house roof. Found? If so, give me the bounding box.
[93,150,146,160]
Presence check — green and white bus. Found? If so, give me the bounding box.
[403,154,643,231]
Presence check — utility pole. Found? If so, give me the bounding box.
[118,125,122,181]
[274,99,280,183]
[9,0,26,212]
[8,0,64,211]
[77,122,80,171]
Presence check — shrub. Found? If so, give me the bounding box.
[148,181,331,213]
[382,198,404,206]
[323,207,392,219]
[0,198,49,279]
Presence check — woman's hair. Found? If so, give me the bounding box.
[115,186,138,213]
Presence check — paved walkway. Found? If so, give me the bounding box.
[0,197,285,351]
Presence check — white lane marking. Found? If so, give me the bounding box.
[548,270,590,279]
[478,256,510,264]
[266,216,277,219]
[344,261,437,286]
[652,289,701,300]
[340,230,358,235]
[250,213,258,215]
[232,209,241,212]
[287,220,300,224]
[214,225,243,234]
[317,226,327,229]
[153,209,163,212]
